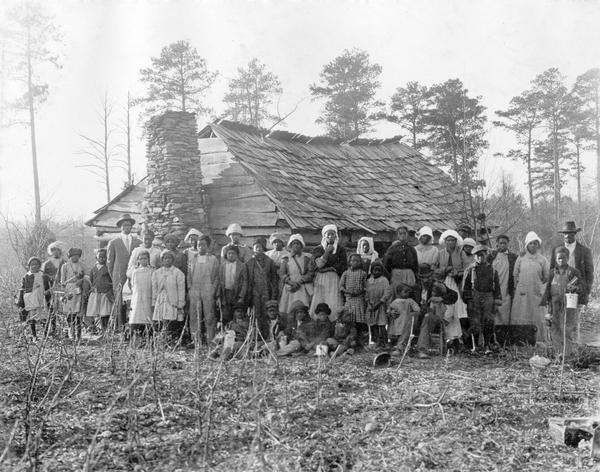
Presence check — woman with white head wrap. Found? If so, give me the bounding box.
[309,224,347,320]
[266,232,290,269]
[356,236,379,273]
[415,226,440,267]
[510,231,550,341]
[438,229,470,347]
[279,234,315,319]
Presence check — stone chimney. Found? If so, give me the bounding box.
[142,111,206,239]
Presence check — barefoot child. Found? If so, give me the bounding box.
[61,248,86,340]
[152,250,185,340]
[541,246,583,359]
[366,260,389,347]
[17,257,51,340]
[129,250,154,340]
[86,248,114,333]
[340,253,367,340]
[326,308,358,358]
[387,284,420,355]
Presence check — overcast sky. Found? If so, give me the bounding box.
[1,0,600,222]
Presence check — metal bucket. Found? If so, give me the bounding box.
[565,293,578,309]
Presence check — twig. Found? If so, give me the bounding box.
[396,316,415,370]
[0,419,19,464]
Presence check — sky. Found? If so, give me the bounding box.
[1,0,600,222]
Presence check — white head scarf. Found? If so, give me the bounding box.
[439,229,464,248]
[226,223,243,237]
[416,226,434,241]
[185,228,203,242]
[356,236,378,261]
[321,224,339,253]
[462,238,476,248]
[47,240,67,256]
[287,233,305,249]
[524,231,542,248]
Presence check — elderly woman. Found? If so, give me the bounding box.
[415,226,440,267]
[383,226,419,299]
[511,231,550,342]
[309,225,347,320]
[438,230,470,347]
[279,234,315,322]
[356,236,379,274]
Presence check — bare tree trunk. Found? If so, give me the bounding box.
[527,129,535,215]
[552,120,560,227]
[595,89,600,205]
[103,92,111,203]
[27,30,41,225]
[576,140,582,222]
[126,92,132,185]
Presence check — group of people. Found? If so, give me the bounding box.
[16,214,594,361]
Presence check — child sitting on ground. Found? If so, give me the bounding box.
[209,302,249,360]
[61,248,86,340]
[17,257,52,341]
[86,248,113,335]
[387,284,420,355]
[366,260,389,347]
[261,300,288,354]
[326,307,358,358]
[276,301,315,356]
[312,303,335,356]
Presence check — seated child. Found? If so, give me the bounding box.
[387,284,420,355]
[326,308,358,357]
[261,300,288,354]
[17,257,51,340]
[541,246,582,359]
[209,302,250,360]
[276,301,315,356]
[416,268,459,358]
[312,303,335,356]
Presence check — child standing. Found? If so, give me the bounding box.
[387,284,420,354]
[42,241,66,335]
[86,249,114,333]
[366,260,389,347]
[17,257,51,340]
[129,250,154,339]
[219,245,248,326]
[152,250,186,339]
[541,246,582,359]
[462,245,502,352]
[339,253,367,333]
[61,248,86,340]
[188,235,220,344]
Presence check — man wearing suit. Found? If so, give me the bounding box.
[107,214,141,329]
[550,221,594,307]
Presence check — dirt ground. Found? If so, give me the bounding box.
[1,310,600,472]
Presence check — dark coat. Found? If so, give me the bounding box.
[218,260,248,303]
[462,263,502,302]
[107,236,141,296]
[89,264,114,300]
[541,266,582,307]
[489,250,518,297]
[550,242,594,305]
[312,245,347,276]
[382,241,419,278]
[245,254,279,302]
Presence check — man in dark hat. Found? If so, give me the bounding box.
[245,237,279,337]
[107,213,141,330]
[550,221,594,306]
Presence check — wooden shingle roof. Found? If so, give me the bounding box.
[200,120,465,233]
